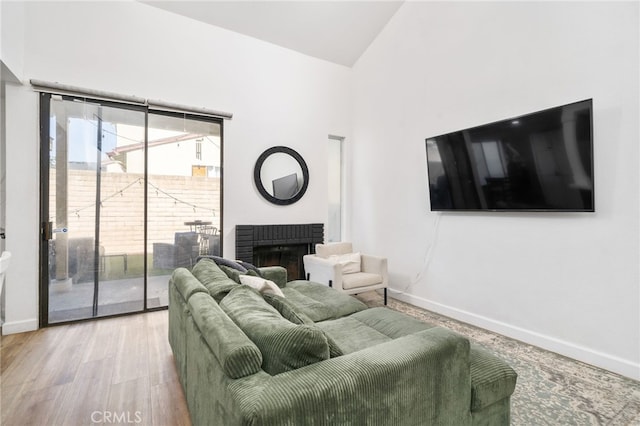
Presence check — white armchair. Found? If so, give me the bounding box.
[303,242,389,305]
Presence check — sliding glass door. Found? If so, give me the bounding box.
[42,95,146,323]
[146,112,222,308]
[39,94,222,325]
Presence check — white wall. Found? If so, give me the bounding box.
[1,1,28,327]
[1,1,26,81]
[3,83,39,334]
[351,1,639,379]
[3,1,351,333]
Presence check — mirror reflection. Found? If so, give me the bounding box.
[260,153,303,199]
[254,146,309,205]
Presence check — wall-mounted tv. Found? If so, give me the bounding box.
[425,99,594,212]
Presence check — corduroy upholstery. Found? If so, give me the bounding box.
[168,268,209,389]
[317,307,518,418]
[220,286,330,375]
[219,264,258,283]
[226,328,472,425]
[315,316,393,354]
[284,280,368,321]
[172,267,210,301]
[188,292,263,379]
[262,292,314,324]
[469,343,519,411]
[263,292,344,358]
[191,258,239,302]
[258,266,288,288]
[349,307,439,337]
[168,260,517,425]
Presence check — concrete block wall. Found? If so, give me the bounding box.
[48,169,220,254]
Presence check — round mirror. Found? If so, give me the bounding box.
[254,146,309,205]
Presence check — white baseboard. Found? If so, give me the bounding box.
[2,318,38,335]
[389,290,640,381]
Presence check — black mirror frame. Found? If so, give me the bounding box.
[253,146,309,205]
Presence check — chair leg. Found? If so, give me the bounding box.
[329,280,333,288]
[306,273,310,280]
[384,288,387,306]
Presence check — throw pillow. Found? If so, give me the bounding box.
[239,274,285,298]
[237,261,264,277]
[220,286,329,375]
[197,255,248,273]
[219,264,259,283]
[329,252,361,274]
[191,258,239,302]
[263,293,344,358]
[263,292,313,325]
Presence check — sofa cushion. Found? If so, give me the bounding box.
[284,280,368,321]
[279,288,330,322]
[263,293,313,325]
[187,292,262,379]
[170,267,209,302]
[262,293,344,358]
[351,308,516,410]
[315,307,437,358]
[349,307,436,338]
[342,272,383,290]
[191,258,239,302]
[220,286,330,375]
[470,343,518,412]
[315,316,392,354]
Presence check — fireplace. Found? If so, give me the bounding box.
[235,224,323,280]
[252,244,309,281]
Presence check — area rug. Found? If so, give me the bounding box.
[356,293,640,425]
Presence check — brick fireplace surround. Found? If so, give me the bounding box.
[235,224,324,280]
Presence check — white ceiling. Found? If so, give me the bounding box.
[141,1,404,67]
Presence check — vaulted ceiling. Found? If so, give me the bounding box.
[141,1,404,67]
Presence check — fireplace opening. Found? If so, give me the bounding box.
[253,244,309,281]
[236,224,324,282]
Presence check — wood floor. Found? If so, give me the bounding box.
[1,310,191,426]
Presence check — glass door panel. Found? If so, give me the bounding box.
[147,113,222,308]
[327,136,343,242]
[46,97,146,323]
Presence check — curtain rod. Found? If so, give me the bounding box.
[30,79,146,105]
[147,99,233,120]
[30,79,233,120]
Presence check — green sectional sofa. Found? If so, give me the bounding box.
[168,258,517,425]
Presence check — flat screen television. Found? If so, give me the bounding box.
[272,173,299,199]
[425,99,594,212]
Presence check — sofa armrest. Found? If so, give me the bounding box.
[302,254,343,288]
[258,266,287,288]
[230,327,472,425]
[360,254,388,286]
